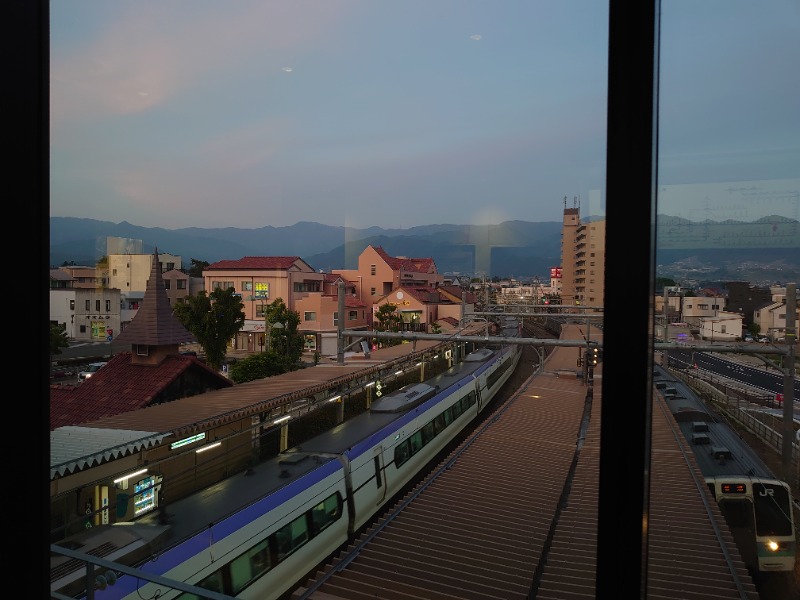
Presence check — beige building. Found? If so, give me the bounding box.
[108,252,182,299]
[755,300,800,341]
[559,206,606,310]
[50,287,122,342]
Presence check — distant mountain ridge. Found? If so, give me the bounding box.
[50,216,800,282]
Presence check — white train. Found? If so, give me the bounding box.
[61,321,522,599]
[654,365,796,574]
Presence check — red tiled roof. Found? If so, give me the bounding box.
[206,256,304,270]
[373,246,437,274]
[49,352,232,430]
[437,285,475,303]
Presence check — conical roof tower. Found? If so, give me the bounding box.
[113,248,195,360]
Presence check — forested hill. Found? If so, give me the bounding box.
[50,216,799,281]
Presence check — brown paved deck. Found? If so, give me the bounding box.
[292,324,759,600]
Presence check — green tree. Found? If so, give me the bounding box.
[50,323,69,355]
[374,303,402,346]
[228,298,303,382]
[264,298,303,368]
[430,321,442,334]
[173,287,245,371]
[187,258,209,278]
[656,277,677,290]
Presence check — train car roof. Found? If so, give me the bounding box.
[131,345,502,547]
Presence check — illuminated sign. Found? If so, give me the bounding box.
[255,282,270,299]
[170,432,206,450]
[550,267,563,279]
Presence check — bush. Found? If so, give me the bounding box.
[229,352,288,384]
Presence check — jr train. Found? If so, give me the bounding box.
[654,364,796,574]
[56,319,522,599]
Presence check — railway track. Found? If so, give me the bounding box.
[289,324,772,600]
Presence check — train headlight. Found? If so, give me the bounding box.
[767,540,779,552]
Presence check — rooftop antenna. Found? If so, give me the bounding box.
[563,195,567,209]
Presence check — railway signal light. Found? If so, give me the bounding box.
[589,345,600,366]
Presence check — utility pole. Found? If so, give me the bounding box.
[336,281,345,365]
[781,282,796,486]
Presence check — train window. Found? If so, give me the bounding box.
[433,414,446,436]
[179,571,224,598]
[289,514,310,549]
[718,498,754,529]
[395,440,411,467]
[229,539,271,594]
[452,401,463,419]
[409,431,423,455]
[753,483,793,537]
[421,422,435,444]
[443,407,453,426]
[465,391,476,408]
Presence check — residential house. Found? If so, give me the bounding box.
[162,268,190,307]
[372,284,478,334]
[754,298,800,341]
[724,281,773,327]
[50,287,122,342]
[333,245,444,311]
[202,256,370,356]
[56,264,108,289]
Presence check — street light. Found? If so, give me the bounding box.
[266,321,285,353]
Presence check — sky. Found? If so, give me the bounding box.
[49,1,800,230]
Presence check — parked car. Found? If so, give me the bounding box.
[78,361,107,381]
[757,336,769,343]
[743,334,754,342]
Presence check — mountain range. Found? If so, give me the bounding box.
[50,216,800,284]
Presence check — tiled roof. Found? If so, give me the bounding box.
[113,248,196,346]
[343,296,367,308]
[399,286,439,304]
[49,352,232,430]
[373,246,437,274]
[50,269,74,281]
[437,285,475,303]
[206,256,304,270]
[162,269,188,280]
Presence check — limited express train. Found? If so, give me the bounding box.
[58,319,522,599]
[654,364,796,574]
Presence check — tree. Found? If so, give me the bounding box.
[187,258,209,278]
[374,303,402,345]
[50,323,69,355]
[656,277,677,291]
[264,298,303,368]
[430,321,442,334]
[173,287,245,371]
[228,298,303,382]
